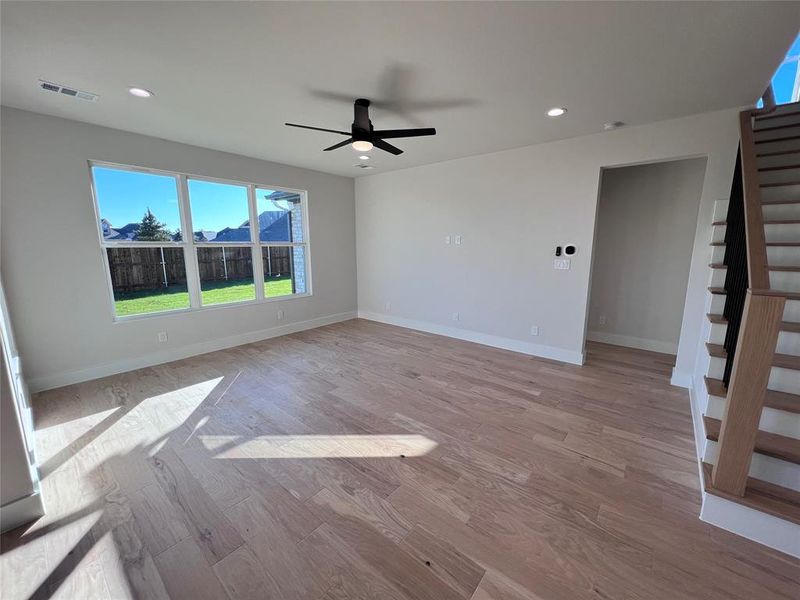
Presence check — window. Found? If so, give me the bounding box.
[256,188,307,297]
[760,33,800,106]
[187,179,256,305]
[90,163,310,319]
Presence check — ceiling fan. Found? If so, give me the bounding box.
[285,98,436,155]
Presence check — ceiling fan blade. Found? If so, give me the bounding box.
[285,123,350,136]
[372,138,404,155]
[372,128,436,139]
[323,138,353,151]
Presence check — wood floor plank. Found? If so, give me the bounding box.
[152,537,230,600]
[2,320,798,600]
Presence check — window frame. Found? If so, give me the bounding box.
[88,160,312,322]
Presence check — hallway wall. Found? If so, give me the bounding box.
[587,158,708,354]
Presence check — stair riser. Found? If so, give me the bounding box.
[706,395,800,439]
[754,113,800,130]
[704,440,800,491]
[761,183,800,204]
[709,293,800,321]
[763,222,800,242]
[754,124,800,142]
[770,270,800,292]
[755,137,800,155]
[758,152,800,169]
[708,356,800,396]
[767,246,800,266]
[763,202,800,220]
[759,167,800,185]
[709,322,800,357]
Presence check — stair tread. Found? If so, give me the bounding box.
[762,198,800,205]
[755,108,800,121]
[765,242,800,246]
[703,415,800,465]
[708,287,726,295]
[705,313,800,332]
[706,342,800,368]
[703,376,800,414]
[710,241,725,246]
[757,149,800,158]
[758,164,800,172]
[711,220,800,225]
[754,123,800,133]
[767,265,800,271]
[706,313,727,324]
[701,462,800,526]
[773,352,800,370]
[755,134,800,144]
[761,181,800,188]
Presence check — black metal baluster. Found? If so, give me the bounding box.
[722,146,748,387]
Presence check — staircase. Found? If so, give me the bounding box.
[702,101,800,540]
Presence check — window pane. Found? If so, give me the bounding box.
[262,245,306,297]
[92,167,181,242]
[256,189,304,242]
[106,247,189,316]
[197,246,255,305]
[188,179,251,242]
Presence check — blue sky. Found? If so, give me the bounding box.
[93,166,278,233]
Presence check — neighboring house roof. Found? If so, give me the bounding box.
[260,213,291,242]
[213,227,251,242]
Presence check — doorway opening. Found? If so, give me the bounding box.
[586,157,708,371]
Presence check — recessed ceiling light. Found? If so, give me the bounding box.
[547,107,567,117]
[352,140,373,152]
[359,155,370,160]
[128,87,154,98]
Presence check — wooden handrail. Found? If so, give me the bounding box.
[738,110,770,290]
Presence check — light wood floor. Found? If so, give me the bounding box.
[2,319,798,599]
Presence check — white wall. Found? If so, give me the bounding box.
[587,158,707,355]
[356,108,741,377]
[1,107,357,391]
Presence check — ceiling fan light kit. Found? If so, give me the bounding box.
[286,98,436,156]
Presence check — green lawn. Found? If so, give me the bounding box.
[114,277,294,316]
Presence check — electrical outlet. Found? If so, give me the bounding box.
[445,235,451,245]
[277,309,284,321]
[455,235,462,245]
[157,331,168,343]
[599,315,606,326]
[385,301,391,311]
[530,326,539,336]
[452,312,459,322]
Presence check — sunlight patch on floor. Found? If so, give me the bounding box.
[199,433,438,459]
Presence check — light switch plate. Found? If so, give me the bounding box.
[445,235,451,245]
[554,259,571,270]
[455,235,462,245]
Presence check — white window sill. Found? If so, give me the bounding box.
[112,292,313,323]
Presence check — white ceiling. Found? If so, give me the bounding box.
[2,1,798,177]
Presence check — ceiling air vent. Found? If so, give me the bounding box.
[38,80,99,102]
[353,164,375,170]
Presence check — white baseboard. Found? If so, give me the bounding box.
[28,311,358,392]
[670,369,693,389]
[358,311,584,365]
[701,492,800,558]
[0,490,44,534]
[587,331,678,355]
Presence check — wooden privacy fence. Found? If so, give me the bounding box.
[107,246,292,292]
